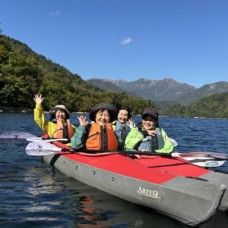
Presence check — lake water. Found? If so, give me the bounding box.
[0,113,228,228]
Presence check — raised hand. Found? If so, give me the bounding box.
[78,115,89,127]
[33,94,44,105]
[128,117,135,128]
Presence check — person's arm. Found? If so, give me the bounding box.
[71,116,88,149]
[33,94,48,131]
[71,125,87,149]
[125,128,144,150]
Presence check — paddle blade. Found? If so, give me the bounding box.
[172,152,227,168]
[192,160,226,168]
[0,131,36,139]
[175,152,228,160]
[26,137,68,142]
[26,150,56,156]
[25,141,61,156]
[169,138,178,147]
[0,131,37,143]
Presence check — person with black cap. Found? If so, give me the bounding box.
[71,103,119,150]
[33,94,75,139]
[112,106,135,150]
[125,107,174,153]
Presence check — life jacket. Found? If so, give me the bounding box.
[137,128,164,151]
[86,123,118,150]
[114,121,131,143]
[52,120,75,139]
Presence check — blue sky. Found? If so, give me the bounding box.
[1,0,228,88]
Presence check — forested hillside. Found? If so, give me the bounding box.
[0,35,149,114]
[168,92,228,118]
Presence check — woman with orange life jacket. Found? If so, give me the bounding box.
[71,103,119,150]
[33,94,75,139]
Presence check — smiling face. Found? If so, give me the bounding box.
[118,109,129,124]
[95,109,110,126]
[55,110,67,121]
[142,115,157,130]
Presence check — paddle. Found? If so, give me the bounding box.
[25,141,179,156]
[26,141,78,156]
[0,131,69,143]
[25,141,227,167]
[169,137,178,147]
[0,131,37,139]
[25,141,228,158]
[174,151,228,160]
[26,137,69,142]
[1,130,179,145]
[0,131,38,143]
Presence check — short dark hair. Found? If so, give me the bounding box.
[118,106,132,118]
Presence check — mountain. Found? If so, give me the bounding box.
[87,78,124,93]
[169,91,228,118]
[86,78,139,97]
[87,78,196,103]
[115,78,196,102]
[87,78,228,105]
[176,81,228,104]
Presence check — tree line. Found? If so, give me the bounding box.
[168,92,228,118]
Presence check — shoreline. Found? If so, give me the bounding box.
[0,108,33,113]
[0,109,88,115]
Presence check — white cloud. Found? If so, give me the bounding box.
[50,10,61,16]
[121,37,133,45]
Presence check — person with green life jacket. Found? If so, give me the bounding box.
[125,107,174,154]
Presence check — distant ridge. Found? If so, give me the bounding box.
[87,78,228,105]
[86,78,138,97]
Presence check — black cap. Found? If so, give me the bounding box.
[89,103,117,122]
[142,108,159,121]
